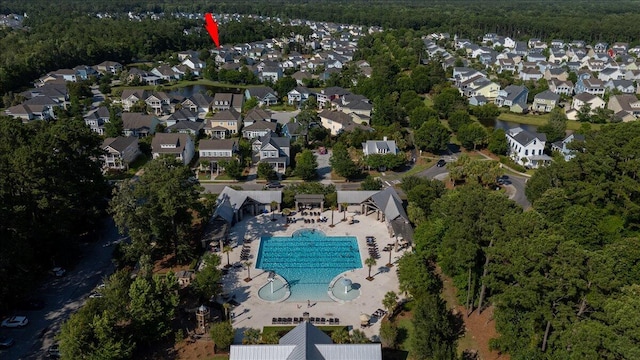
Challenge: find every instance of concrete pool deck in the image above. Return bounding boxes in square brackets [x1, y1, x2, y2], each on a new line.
[217, 207, 409, 343]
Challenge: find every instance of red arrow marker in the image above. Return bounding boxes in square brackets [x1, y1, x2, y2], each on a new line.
[204, 13, 220, 48]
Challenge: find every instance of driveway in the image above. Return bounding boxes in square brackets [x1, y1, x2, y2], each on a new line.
[271, 110, 300, 125]
[1, 218, 119, 359]
[315, 149, 331, 180]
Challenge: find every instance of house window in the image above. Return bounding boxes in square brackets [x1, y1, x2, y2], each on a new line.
[533, 140, 536, 145]
[525, 149, 528, 156]
[539, 149, 543, 155]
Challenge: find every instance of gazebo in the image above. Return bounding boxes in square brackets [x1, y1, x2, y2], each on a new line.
[294, 194, 325, 212]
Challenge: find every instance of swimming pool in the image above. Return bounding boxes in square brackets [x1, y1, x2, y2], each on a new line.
[256, 229, 362, 302]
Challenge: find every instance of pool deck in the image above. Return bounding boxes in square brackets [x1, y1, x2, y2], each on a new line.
[217, 208, 409, 343]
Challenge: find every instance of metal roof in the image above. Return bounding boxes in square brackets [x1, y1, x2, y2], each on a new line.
[316, 344, 382, 360]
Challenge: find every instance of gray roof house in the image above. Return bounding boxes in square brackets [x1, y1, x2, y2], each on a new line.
[551, 133, 585, 161]
[362, 137, 398, 156]
[495, 85, 529, 113]
[84, 106, 111, 135]
[245, 87, 278, 106]
[101, 136, 141, 170]
[242, 120, 278, 139]
[151, 133, 195, 165]
[229, 320, 381, 360]
[122, 113, 159, 138]
[532, 90, 561, 113]
[252, 132, 290, 173]
[244, 108, 273, 126]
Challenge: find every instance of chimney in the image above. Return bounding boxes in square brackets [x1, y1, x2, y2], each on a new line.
[383, 136, 387, 141]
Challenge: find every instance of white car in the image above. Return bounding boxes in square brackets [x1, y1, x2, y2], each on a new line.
[1, 316, 29, 328]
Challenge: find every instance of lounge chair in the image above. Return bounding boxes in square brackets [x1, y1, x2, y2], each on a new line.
[287, 317, 292, 323]
[320, 317, 326, 324]
[272, 317, 277, 324]
[334, 318, 340, 325]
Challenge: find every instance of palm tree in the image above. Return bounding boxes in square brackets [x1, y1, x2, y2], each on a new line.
[270, 201, 278, 221]
[223, 245, 232, 268]
[331, 328, 350, 344]
[222, 302, 231, 321]
[382, 291, 398, 319]
[244, 261, 253, 281]
[386, 246, 394, 268]
[341, 202, 349, 221]
[330, 205, 337, 227]
[365, 257, 377, 281]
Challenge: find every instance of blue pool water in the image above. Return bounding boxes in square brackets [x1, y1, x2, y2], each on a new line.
[256, 229, 362, 302]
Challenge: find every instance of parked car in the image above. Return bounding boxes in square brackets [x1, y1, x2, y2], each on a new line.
[50, 267, 66, 277]
[0, 336, 15, 349]
[436, 159, 446, 167]
[88, 291, 103, 299]
[47, 343, 61, 358]
[264, 182, 283, 189]
[1, 316, 29, 328]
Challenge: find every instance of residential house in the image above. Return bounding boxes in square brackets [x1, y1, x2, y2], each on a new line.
[495, 85, 529, 113]
[121, 113, 158, 138]
[121, 89, 149, 112]
[519, 67, 544, 81]
[260, 66, 283, 82]
[211, 93, 244, 113]
[605, 79, 636, 94]
[166, 108, 198, 126]
[95, 61, 123, 74]
[506, 127, 551, 168]
[205, 108, 242, 138]
[244, 108, 273, 126]
[151, 64, 180, 81]
[316, 86, 351, 108]
[181, 58, 206, 76]
[287, 86, 314, 105]
[469, 95, 489, 106]
[594, 42, 608, 53]
[292, 71, 313, 86]
[608, 94, 640, 120]
[144, 92, 172, 116]
[282, 121, 308, 143]
[532, 90, 561, 112]
[245, 87, 278, 106]
[338, 94, 374, 120]
[73, 65, 99, 80]
[362, 137, 398, 156]
[177, 50, 199, 61]
[199, 139, 238, 175]
[151, 133, 195, 165]
[54, 69, 78, 82]
[544, 68, 569, 81]
[551, 133, 585, 161]
[182, 93, 213, 115]
[598, 68, 624, 82]
[4, 96, 61, 121]
[496, 58, 516, 74]
[575, 75, 605, 96]
[567, 93, 605, 120]
[84, 106, 111, 135]
[242, 120, 278, 139]
[166, 119, 204, 136]
[318, 110, 372, 135]
[252, 132, 290, 173]
[101, 136, 141, 170]
[549, 79, 574, 95]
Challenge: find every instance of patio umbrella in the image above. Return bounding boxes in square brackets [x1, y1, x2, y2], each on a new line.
[341, 278, 353, 294]
[360, 313, 371, 324]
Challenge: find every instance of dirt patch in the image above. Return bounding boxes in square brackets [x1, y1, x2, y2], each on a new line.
[439, 268, 509, 360]
[174, 338, 220, 360]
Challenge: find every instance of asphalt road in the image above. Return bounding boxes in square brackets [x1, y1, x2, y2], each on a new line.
[1, 218, 120, 360]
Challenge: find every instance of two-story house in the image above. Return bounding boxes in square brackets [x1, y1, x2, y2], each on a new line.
[101, 136, 141, 170]
[252, 132, 290, 173]
[84, 106, 111, 135]
[243, 108, 273, 126]
[608, 94, 640, 120]
[245, 87, 278, 106]
[205, 108, 242, 138]
[151, 133, 195, 165]
[551, 133, 585, 161]
[242, 120, 278, 139]
[211, 93, 244, 113]
[319, 110, 370, 136]
[182, 93, 213, 115]
[95, 61, 123, 75]
[198, 138, 239, 176]
[532, 90, 561, 113]
[506, 127, 551, 168]
[548, 79, 575, 95]
[362, 137, 398, 156]
[287, 86, 314, 106]
[495, 85, 529, 113]
[121, 89, 149, 112]
[121, 113, 159, 138]
[575, 75, 606, 96]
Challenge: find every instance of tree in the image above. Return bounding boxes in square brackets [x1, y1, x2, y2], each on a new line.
[360, 175, 383, 190]
[294, 149, 318, 180]
[382, 291, 398, 318]
[210, 321, 235, 351]
[410, 294, 458, 360]
[331, 328, 350, 344]
[242, 97, 259, 113]
[128, 272, 179, 344]
[330, 142, 360, 179]
[270, 200, 278, 221]
[364, 153, 406, 171]
[223, 245, 233, 268]
[380, 322, 399, 349]
[365, 257, 377, 280]
[109, 156, 203, 263]
[414, 118, 450, 153]
[257, 162, 278, 180]
[432, 86, 468, 118]
[457, 122, 488, 150]
[447, 110, 472, 133]
[409, 106, 438, 129]
[243, 328, 262, 345]
[244, 261, 253, 281]
[350, 329, 370, 344]
[472, 103, 501, 123]
[488, 128, 508, 155]
[273, 76, 297, 100]
[537, 108, 567, 143]
[220, 158, 242, 180]
[192, 253, 222, 301]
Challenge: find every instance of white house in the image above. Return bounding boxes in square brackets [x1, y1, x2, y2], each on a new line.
[506, 127, 551, 169]
[362, 137, 398, 156]
[551, 133, 585, 161]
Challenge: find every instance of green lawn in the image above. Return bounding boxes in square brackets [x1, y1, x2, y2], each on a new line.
[497, 112, 601, 131]
[268, 104, 297, 111]
[262, 325, 347, 338]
